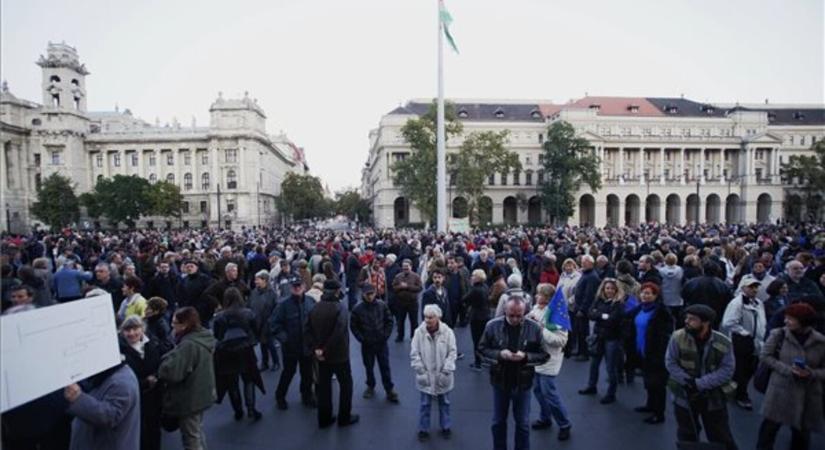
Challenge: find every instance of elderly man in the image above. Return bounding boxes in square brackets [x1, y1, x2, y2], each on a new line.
[176, 259, 213, 326]
[782, 260, 824, 302]
[93, 263, 124, 312]
[733, 260, 774, 302]
[479, 297, 549, 450]
[203, 262, 249, 319]
[722, 275, 766, 411]
[494, 274, 533, 318]
[351, 284, 398, 402]
[392, 259, 423, 342]
[572, 255, 601, 361]
[271, 279, 316, 410]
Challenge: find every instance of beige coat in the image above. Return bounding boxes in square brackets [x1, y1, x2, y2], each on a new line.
[527, 304, 568, 376]
[410, 321, 457, 396]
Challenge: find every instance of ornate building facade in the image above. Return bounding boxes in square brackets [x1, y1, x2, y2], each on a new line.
[363, 97, 824, 229]
[1, 42, 308, 232]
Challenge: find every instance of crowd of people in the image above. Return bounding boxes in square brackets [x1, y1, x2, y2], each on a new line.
[1, 220, 825, 450]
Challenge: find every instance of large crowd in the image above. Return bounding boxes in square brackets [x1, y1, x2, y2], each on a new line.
[2, 221, 825, 450]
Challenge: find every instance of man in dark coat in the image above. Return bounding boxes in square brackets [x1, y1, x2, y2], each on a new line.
[145, 261, 179, 311]
[637, 255, 663, 286]
[270, 279, 316, 410]
[92, 263, 124, 313]
[345, 248, 364, 310]
[350, 284, 398, 402]
[392, 259, 423, 342]
[203, 263, 250, 313]
[573, 255, 601, 361]
[305, 280, 359, 428]
[176, 259, 213, 326]
[782, 260, 824, 303]
[681, 260, 732, 328]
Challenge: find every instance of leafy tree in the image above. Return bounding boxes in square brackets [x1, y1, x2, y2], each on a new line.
[453, 130, 521, 223]
[538, 121, 602, 224]
[335, 188, 372, 223]
[392, 101, 463, 224]
[276, 172, 329, 221]
[81, 175, 153, 228]
[782, 140, 825, 220]
[147, 181, 184, 219]
[30, 174, 80, 230]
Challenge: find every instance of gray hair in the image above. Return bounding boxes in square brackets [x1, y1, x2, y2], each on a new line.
[505, 295, 526, 310]
[581, 255, 595, 265]
[471, 269, 487, 282]
[422, 304, 443, 319]
[385, 254, 397, 263]
[225, 262, 238, 273]
[255, 270, 270, 280]
[119, 314, 145, 332]
[95, 262, 110, 272]
[506, 273, 523, 289]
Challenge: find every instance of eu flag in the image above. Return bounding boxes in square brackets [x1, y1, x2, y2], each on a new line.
[545, 287, 572, 332]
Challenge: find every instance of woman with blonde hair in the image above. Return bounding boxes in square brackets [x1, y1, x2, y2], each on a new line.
[556, 258, 581, 357]
[578, 278, 626, 404]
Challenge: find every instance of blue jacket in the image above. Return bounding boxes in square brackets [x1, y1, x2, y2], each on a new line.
[574, 268, 601, 314]
[68, 364, 140, 450]
[270, 294, 315, 357]
[53, 267, 92, 299]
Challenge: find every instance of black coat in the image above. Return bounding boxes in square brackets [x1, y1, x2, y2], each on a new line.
[213, 306, 264, 401]
[146, 273, 179, 309]
[305, 294, 350, 364]
[120, 336, 163, 449]
[176, 271, 213, 320]
[478, 317, 549, 391]
[638, 269, 663, 286]
[681, 275, 731, 326]
[270, 294, 315, 358]
[628, 304, 674, 387]
[145, 314, 174, 355]
[350, 299, 394, 345]
[421, 286, 453, 326]
[463, 282, 491, 322]
[588, 298, 625, 341]
[574, 269, 601, 314]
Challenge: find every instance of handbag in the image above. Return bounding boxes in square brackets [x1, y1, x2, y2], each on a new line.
[753, 329, 785, 394]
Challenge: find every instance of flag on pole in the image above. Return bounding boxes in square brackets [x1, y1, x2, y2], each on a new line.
[544, 287, 572, 332]
[439, 0, 459, 53]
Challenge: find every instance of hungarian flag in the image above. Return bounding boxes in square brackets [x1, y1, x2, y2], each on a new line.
[439, 0, 459, 53]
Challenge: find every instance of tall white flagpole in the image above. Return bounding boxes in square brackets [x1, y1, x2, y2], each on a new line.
[436, 0, 447, 233]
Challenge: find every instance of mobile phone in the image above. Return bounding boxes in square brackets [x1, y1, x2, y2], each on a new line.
[793, 357, 807, 369]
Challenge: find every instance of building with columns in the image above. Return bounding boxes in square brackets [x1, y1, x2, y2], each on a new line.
[363, 97, 824, 229]
[1, 42, 308, 232]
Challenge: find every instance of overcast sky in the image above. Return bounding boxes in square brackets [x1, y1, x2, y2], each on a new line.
[3, 0, 823, 191]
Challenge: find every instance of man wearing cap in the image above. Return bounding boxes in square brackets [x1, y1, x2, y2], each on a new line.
[350, 284, 399, 403]
[665, 304, 738, 450]
[722, 274, 767, 410]
[176, 259, 213, 326]
[270, 278, 316, 410]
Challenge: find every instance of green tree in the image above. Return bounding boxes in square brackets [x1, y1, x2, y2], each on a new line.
[147, 181, 184, 220]
[335, 188, 372, 223]
[81, 175, 153, 228]
[276, 172, 328, 221]
[30, 174, 80, 230]
[392, 101, 463, 224]
[782, 140, 825, 220]
[538, 121, 602, 224]
[454, 130, 521, 224]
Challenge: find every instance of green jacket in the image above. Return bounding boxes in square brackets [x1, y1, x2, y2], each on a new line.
[158, 329, 217, 417]
[665, 328, 736, 410]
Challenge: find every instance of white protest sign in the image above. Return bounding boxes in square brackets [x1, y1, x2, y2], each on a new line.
[448, 217, 470, 233]
[1, 294, 121, 412]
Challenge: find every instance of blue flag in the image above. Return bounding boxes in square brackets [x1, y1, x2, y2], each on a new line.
[545, 287, 572, 332]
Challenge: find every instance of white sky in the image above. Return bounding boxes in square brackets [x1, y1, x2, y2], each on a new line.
[2, 0, 823, 192]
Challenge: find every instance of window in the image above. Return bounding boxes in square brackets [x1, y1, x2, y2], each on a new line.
[392, 152, 407, 163]
[627, 105, 640, 113]
[227, 200, 236, 212]
[723, 169, 729, 178]
[513, 170, 520, 186]
[800, 136, 806, 146]
[226, 170, 237, 189]
[201, 172, 210, 190]
[525, 156, 531, 165]
[225, 149, 237, 163]
[130, 152, 138, 167]
[201, 152, 209, 165]
[494, 107, 504, 119]
[200, 201, 208, 213]
[34, 153, 41, 166]
[449, 171, 456, 186]
[664, 169, 670, 179]
[149, 173, 157, 183]
[646, 151, 651, 161]
[756, 168, 763, 180]
[166, 152, 174, 166]
[51, 150, 62, 165]
[95, 153, 103, 167]
[537, 170, 544, 184]
[724, 152, 730, 161]
[488, 173, 495, 185]
[184, 173, 193, 190]
[538, 134, 544, 144]
[182, 202, 189, 213]
[500, 172, 508, 186]
[703, 169, 709, 179]
[525, 171, 533, 185]
[149, 153, 156, 166]
[113, 153, 121, 167]
[166, 173, 175, 184]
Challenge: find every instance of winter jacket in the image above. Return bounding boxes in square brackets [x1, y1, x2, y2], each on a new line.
[176, 271, 213, 322]
[67, 364, 140, 450]
[410, 321, 457, 396]
[527, 304, 568, 376]
[305, 293, 350, 364]
[145, 314, 173, 355]
[628, 303, 674, 383]
[145, 273, 179, 309]
[760, 327, 825, 432]
[478, 316, 549, 391]
[657, 265, 684, 307]
[573, 268, 601, 314]
[681, 275, 732, 326]
[665, 329, 735, 410]
[781, 274, 824, 303]
[269, 294, 315, 358]
[588, 297, 626, 341]
[392, 270, 423, 307]
[721, 293, 767, 355]
[556, 271, 581, 312]
[617, 273, 640, 298]
[734, 272, 774, 302]
[157, 329, 216, 417]
[463, 282, 491, 322]
[203, 277, 250, 312]
[421, 285, 453, 325]
[248, 286, 278, 340]
[350, 299, 394, 345]
[639, 268, 663, 286]
[494, 288, 534, 318]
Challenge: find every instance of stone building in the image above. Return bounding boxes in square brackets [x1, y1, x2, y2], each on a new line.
[1, 42, 308, 232]
[363, 97, 824, 228]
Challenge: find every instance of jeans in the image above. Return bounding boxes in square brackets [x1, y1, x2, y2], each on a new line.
[674, 401, 738, 450]
[532, 374, 571, 428]
[395, 302, 418, 340]
[492, 385, 531, 450]
[275, 355, 314, 402]
[361, 342, 394, 391]
[756, 418, 811, 450]
[316, 361, 354, 426]
[470, 319, 487, 366]
[419, 392, 451, 432]
[179, 412, 207, 450]
[587, 339, 622, 397]
[346, 284, 360, 310]
[259, 335, 280, 369]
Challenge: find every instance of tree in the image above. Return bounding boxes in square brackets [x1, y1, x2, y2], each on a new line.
[30, 174, 80, 230]
[538, 121, 602, 224]
[453, 130, 521, 224]
[147, 181, 184, 220]
[782, 140, 825, 220]
[81, 175, 153, 228]
[392, 101, 463, 224]
[276, 172, 328, 221]
[335, 188, 372, 223]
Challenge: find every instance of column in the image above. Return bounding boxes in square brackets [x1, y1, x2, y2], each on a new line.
[659, 148, 665, 184]
[720, 150, 726, 183]
[492, 201, 504, 224]
[772, 147, 780, 184]
[617, 147, 624, 184]
[594, 200, 607, 228]
[680, 148, 686, 185]
[638, 148, 644, 185]
[699, 148, 705, 184]
[617, 200, 626, 227]
[598, 146, 604, 179]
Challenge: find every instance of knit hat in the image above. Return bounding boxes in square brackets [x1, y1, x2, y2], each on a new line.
[784, 303, 817, 326]
[684, 304, 716, 323]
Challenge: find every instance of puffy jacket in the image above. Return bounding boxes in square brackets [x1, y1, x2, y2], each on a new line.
[410, 321, 457, 395]
[158, 329, 217, 417]
[658, 265, 684, 307]
[248, 286, 278, 339]
[478, 316, 549, 390]
[350, 299, 394, 345]
[526, 304, 568, 376]
[269, 294, 315, 358]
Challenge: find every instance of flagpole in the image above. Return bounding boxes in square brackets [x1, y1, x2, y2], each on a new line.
[436, 0, 447, 233]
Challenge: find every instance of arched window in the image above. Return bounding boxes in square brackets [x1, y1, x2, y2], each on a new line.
[184, 173, 193, 191]
[201, 172, 210, 190]
[149, 173, 157, 184]
[166, 173, 175, 184]
[227, 170, 237, 189]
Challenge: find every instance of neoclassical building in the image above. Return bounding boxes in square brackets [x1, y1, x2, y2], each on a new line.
[1, 42, 308, 232]
[362, 97, 825, 229]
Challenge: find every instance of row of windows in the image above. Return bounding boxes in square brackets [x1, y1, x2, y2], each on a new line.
[788, 135, 820, 146]
[96, 171, 238, 190]
[92, 148, 239, 168]
[180, 200, 235, 214]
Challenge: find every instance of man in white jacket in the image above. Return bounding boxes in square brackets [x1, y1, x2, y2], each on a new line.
[526, 284, 572, 441]
[722, 274, 767, 410]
